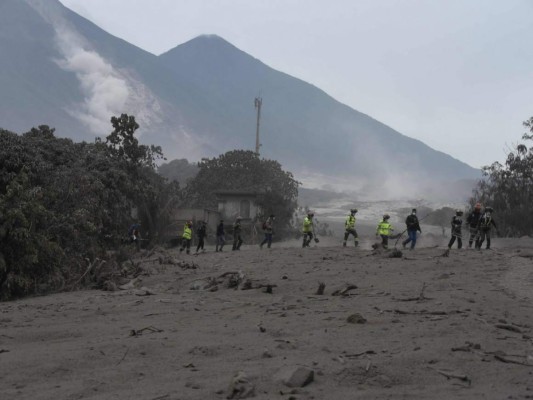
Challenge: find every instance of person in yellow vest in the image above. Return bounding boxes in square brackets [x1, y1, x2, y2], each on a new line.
[343, 208, 359, 247]
[376, 214, 393, 249]
[302, 211, 315, 248]
[179, 221, 193, 254]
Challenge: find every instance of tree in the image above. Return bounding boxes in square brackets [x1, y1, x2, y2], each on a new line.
[470, 117, 533, 236]
[104, 114, 164, 168]
[0, 116, 183, 300]
[184, 150, 300, 236]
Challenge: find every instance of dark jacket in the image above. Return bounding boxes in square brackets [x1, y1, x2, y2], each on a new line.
[478, 213, 497, 231]
[450, 216, 463, 235]
[466, 210, 482, 228]
[197, 224, 207, 239]
[233, 221, 242, 235]
[216, 222, 225, 236]
[405, 214, 421, 232]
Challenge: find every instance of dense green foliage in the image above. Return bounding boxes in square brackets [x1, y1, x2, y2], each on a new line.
[0, 115, 180, 300]
[470, 117, 533, 237]
[184, 150, 300, 236]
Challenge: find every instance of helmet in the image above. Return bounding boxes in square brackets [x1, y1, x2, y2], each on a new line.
[307, 211, 314, 217]
[350, 208, 358, 214]
[474, 202, 482, 210]
[383, 214, 390, 220]
[187, 220, 193, 226]
[455, 209, 463, 216]
[411, 208, 417, 214]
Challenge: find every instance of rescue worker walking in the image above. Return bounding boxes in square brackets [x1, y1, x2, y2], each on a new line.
[343, 209, 359, 247]
[302, 211, 314, 248]
[467, 203, 483, 248]
[215, 219, 225, 252]
[232, 217, 243, 251]
[448, 210, 463, 249]
[260, 215, 275, 249]
[179, 221, 193, 254]
[402, 208, 422, 250]
[476, 207, 498, 249]
[376, 214, 393, 249]
[195, 220, 207, 254]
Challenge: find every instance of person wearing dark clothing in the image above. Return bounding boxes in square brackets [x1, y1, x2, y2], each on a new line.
[260, 215, 275, 249]
[128, 223, 141, 250]
[215, 220, 225, 252]
[466, 203, 482, 248]
[195, 221, 207, 254]
[232, 217, 243, 251]
[448, 210, 463, 249]
[475, 207, 498, 249]
[402, 209, 421, 250]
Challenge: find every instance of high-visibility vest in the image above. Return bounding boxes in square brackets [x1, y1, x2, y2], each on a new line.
[376, 220, 392, 236]
[345, 215, 356, 229]
[303, 216, 313, 233]
[183, 225, 192, 240]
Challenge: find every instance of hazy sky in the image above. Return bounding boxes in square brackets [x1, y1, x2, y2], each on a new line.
[60, 0, 533, 168]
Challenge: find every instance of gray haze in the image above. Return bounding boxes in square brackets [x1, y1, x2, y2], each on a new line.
[60, 0, 533, 169]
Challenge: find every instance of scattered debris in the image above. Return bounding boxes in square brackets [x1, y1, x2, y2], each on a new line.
[346, 313, 367, 324]
[495, 324, 522, 333]
[389, 249, 402, 258]
[262, 349, 273, 358]
[0, 349, 9, 354]
[176, 260, 198, 270]
[241, 279, 253, 290]
[343, 350, 376, 358]
[316, 282, 326, 295]
[102, 280, 117, 291]
[434, 368, 471, 385]
[451, 342, 481, 352]
[492, 351, 533, 367]
[129, 326, 163, 337]
[396, 282, 430, 302]
[277, 366, 315, 388]
[332, 284, 358, 297]
[119, 278, 142, 290]
[134, 287, 156, 296]
[116, 346, 130, 366]
[226, 371, 255, 399]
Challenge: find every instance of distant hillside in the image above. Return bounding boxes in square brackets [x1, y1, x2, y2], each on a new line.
[0, 0, 480, 196]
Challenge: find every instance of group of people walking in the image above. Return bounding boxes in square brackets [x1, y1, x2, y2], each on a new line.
[447, 203, 498, 250]
[177, 215, 270, 254]
[131, 203, 498, 254]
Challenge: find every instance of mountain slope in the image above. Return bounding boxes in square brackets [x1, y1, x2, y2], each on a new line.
[0, 0, 479, 196]
[159, 35, 479, 187]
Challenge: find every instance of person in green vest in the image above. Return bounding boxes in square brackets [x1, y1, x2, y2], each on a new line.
[302, 211, 315, 248]
[179, 221, 193, 254]
[343, 208, 359, 247]
[376, 214, 393, 249]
